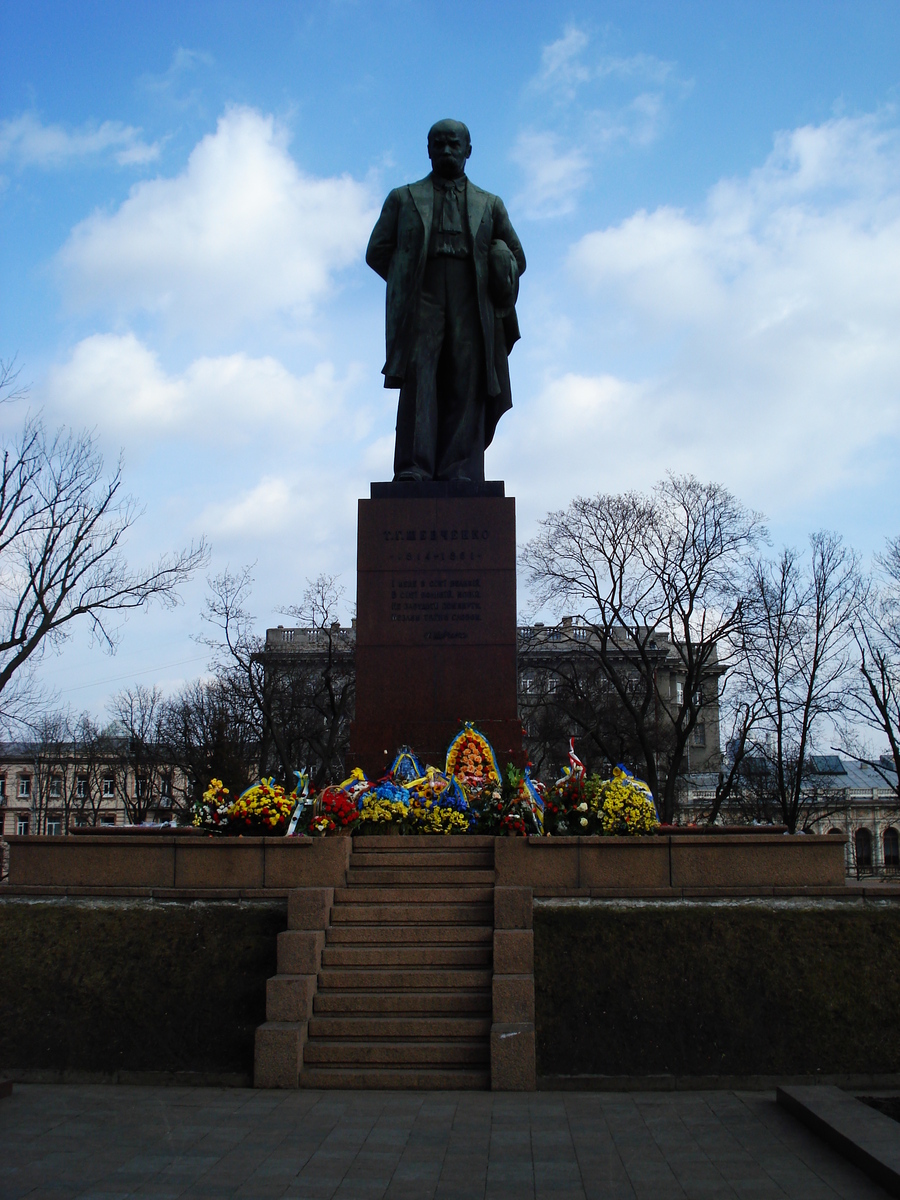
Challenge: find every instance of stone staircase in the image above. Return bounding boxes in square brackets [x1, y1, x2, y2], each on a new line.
[300, 835, 495, 1089]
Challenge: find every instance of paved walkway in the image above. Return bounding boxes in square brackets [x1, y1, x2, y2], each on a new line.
[0, 1085, 891, 1199]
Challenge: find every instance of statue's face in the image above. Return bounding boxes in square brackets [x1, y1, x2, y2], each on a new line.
[428, 123, 471, 179]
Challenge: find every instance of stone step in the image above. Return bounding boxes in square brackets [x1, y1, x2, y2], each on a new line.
[330, 903, 493, 925]
[309, 1014, 491, 1040]
[334, 885, 494, 904]
[352, 835, 496, 849]
[350, 851, 493, 868]
[313, 990, 491, 1015]
[345, 868, 495, 886]
[318, 967, 492, 991]
[326, 924, 492, 945]
[304, 1039, 489, 1066]
[320, 944, 491, 968]
[300, 1065, 489, 1090]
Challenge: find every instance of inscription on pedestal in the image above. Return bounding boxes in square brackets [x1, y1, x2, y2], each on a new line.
[350, 489, 523, 775]
[391, 572, 482, 638]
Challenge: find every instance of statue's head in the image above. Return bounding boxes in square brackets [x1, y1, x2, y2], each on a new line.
[427, 119, 471, 180]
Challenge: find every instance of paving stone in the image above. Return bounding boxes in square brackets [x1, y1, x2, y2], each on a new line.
[1, 1085, 895, 1199]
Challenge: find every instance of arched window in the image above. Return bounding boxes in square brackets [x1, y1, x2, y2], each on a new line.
[827, 828, 842, 836]
[855, 828, 873, 871]
[884, 827, 900, 869]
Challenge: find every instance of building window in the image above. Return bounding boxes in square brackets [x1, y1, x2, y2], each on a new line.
[135, 777, 146, 798]
[520, 676, 534, 695]
[17, 815, 29, 835]
[161, 776, 172, 798]
[855, 828, 873, 871]
[547, 677, 558, 694]
[18, 776, 31, 798]
[0, 777, 6, 801]
[46, 818, 62, 836]
[674, 680, 684, 705]
[76, 776, 88, 799]
[884, 827, 900, 868]
[100, 815, 116, 826]
[102, 776, 114, 797]
[49, 776, 62, 798]
[691, 723, 707, 748]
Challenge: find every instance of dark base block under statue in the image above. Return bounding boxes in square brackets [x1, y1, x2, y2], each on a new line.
[349, 481, 523, 779]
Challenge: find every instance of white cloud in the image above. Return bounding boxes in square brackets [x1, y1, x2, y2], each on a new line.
[533, 111, 900, 509]
[57, 106, 377, 331]
[511, 132, 591, 217]
[45, 332, 356, 445]
[0, 113, 161, 167]
[531, 26, 592, 102]
[516, 27, 687, 217]
[532, 27, 676, 104]
[199, 477, 294, 538]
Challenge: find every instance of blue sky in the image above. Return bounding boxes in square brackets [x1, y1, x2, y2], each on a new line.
[3, 0, 900, 717]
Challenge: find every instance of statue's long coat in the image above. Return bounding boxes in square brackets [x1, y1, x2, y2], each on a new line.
[366, 174, 526, 448]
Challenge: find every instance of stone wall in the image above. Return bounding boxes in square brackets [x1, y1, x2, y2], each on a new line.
[535, 899, 900, 1084]
[0, 897, 284, 1083]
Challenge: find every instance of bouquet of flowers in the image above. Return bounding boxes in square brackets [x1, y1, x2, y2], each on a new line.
[544, 771, 603, 835]
[594, 766, 659, 835]
[389, 747, 425, 786]
[445, 723, 501, 794]
[191, 778, 231, 830]
[315, 786, 360, 832]
[494, 764, 544, 835]
[408, 773, 474, 833]
[358, 779, 411, 832]
[193, 777, 294, 835]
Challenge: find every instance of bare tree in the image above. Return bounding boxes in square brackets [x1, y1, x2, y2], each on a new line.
[521, 476, 765, 822]
[738, 532, 862, 831]
[200, 569, 354, 787]
[702, 693, 761, 825]
[0, 422, 207, 701]
[26, 710, 75, 834]
[69, 714, 116, 827]
[162, 677, 258, 815]
[0, 357, 29, 406]
[0, 356, 207, 720]
[109, 685, 171, 824]
[841, 535, 900, 803]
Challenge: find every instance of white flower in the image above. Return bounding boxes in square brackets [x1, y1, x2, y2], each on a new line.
[576, 802, 588, 812]
[580, 817, 588, 826]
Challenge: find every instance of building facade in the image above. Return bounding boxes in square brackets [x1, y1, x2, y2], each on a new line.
[0, 740, 180, 839]
[681, 756, 900, 879]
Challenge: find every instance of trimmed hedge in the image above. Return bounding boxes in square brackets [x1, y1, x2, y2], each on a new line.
[0, 898, 284, 1078]
[535, 902, 900, 1078]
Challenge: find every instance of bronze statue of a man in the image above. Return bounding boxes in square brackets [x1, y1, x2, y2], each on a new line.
[366, 119, 526, 483]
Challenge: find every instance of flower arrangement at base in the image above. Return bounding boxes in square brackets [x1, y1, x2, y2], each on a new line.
[544, 772, 603, 835]
[311, 785, 359, 834]
[390, 747, 424, 786]
[498, 764, 544, 835]
[469, 763, 542, 836]
[193, 777, 294, 835]
[446, 723, 501, 793]
[594, 766, 659, 836]
[357, 780, 410, 833]
[191, 778, 230, 830]
[409, 775, 474, 834]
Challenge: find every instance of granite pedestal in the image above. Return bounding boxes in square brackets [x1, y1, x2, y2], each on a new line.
[349, 481, 522, 778]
